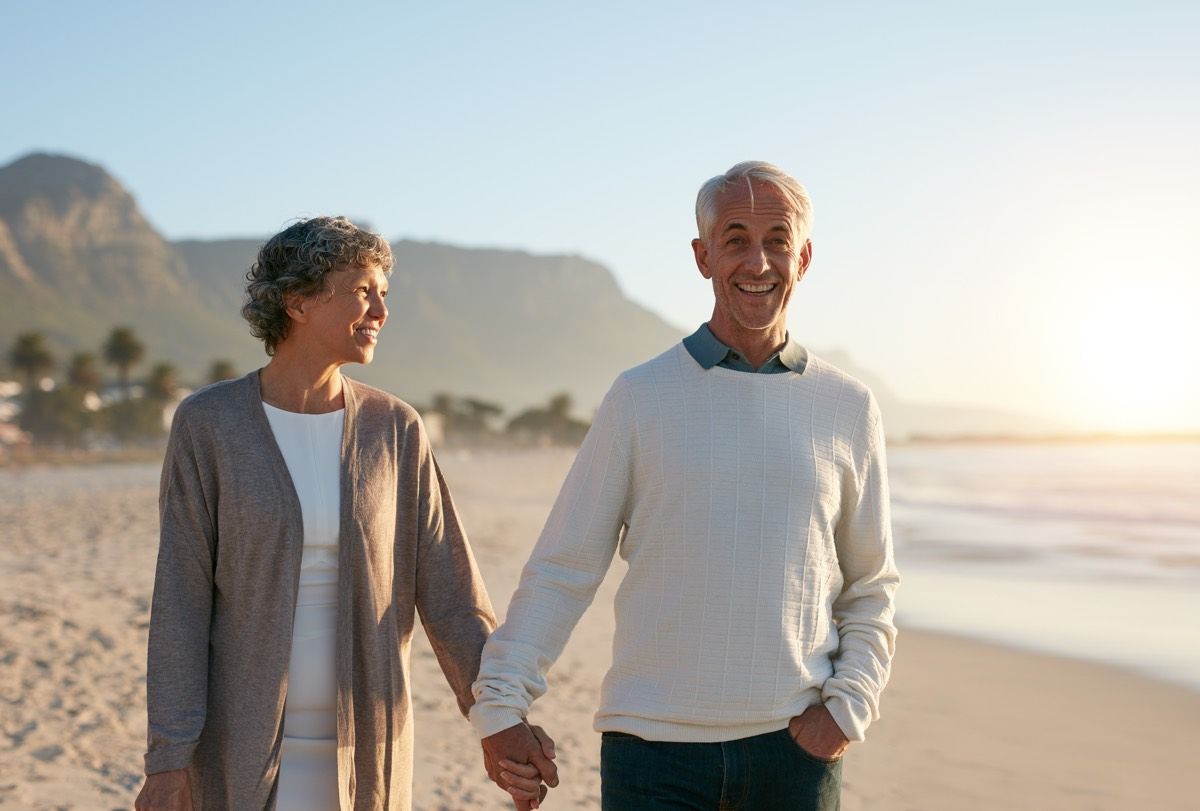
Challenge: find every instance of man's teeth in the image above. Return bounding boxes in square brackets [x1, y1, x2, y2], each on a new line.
[737, 283, 775, 293]
[357, 327, 378, 336]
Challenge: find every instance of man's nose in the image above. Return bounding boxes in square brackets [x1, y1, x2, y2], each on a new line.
[742, 246, 770, 275]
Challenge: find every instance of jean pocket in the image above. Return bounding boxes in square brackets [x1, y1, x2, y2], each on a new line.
[781, 730, 843, 766]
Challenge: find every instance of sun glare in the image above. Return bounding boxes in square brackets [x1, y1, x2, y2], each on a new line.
[1067, 281, 1197, 432]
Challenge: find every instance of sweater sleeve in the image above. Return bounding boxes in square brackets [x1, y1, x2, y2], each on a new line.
[144, 407, 216, 774]
[822, 394, 900, 742]
[412, 416, 498, 718]
[469, 380, 633, 737]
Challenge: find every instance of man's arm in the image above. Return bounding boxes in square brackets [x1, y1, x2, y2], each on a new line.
[470, 380, 634, 783]
[821, 394, 900, 743]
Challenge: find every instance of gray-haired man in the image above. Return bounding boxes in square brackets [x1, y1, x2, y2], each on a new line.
[475, 161, 898, 810]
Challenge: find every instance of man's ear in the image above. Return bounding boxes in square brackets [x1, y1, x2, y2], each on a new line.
[797, 239, 813, 281]
[692, 238, 712, 280]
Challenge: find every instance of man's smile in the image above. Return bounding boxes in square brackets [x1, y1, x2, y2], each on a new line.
[735, 282, 778, 295]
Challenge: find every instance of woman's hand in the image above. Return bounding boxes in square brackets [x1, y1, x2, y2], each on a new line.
[134, 768, 193, 810]
[481, 721, 558, 809]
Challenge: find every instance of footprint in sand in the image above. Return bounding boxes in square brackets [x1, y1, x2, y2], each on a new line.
[30, 744, 63, 763]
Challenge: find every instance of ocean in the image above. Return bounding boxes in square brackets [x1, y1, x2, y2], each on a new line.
[5, 439, 1196, 691]
[888, 440, 1200, 689]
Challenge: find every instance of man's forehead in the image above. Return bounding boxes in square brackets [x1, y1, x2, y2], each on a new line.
[713, 180, 800, 225]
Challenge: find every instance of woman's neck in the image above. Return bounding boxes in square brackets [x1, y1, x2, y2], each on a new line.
[259, 353, 345, 414]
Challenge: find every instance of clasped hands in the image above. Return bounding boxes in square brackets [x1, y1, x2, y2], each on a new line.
[480, 720, 559, 810]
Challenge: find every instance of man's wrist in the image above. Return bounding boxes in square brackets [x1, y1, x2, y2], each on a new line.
[821, 695, 862, 743]
[469, 702, 526, 739]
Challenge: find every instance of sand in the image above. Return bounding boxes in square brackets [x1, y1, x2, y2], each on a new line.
[1, 449, 1196, 810]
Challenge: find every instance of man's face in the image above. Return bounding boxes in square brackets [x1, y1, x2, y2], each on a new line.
[691, 179, 812, 345]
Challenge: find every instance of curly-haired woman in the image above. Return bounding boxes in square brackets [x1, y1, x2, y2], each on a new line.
[134, 217, 554, 810]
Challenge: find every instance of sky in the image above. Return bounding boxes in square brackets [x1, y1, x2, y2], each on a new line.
[3, 0, 1198, 433]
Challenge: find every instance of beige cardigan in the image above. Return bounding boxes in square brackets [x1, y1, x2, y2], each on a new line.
[145, 372, 495, 809]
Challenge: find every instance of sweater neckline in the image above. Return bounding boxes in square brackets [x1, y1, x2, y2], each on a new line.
[676, 343, 813, 382]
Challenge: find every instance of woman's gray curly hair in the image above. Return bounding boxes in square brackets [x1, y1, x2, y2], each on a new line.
[242, 216, 394, 356]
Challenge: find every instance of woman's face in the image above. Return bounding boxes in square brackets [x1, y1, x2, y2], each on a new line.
[290, 263, 389, 367]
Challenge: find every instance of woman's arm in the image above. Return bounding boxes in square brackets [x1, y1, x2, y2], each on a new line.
[411, 417, 497, 715]
[144, 409, 217, 776]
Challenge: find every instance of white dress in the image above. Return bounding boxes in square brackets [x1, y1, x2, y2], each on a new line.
[263, 403, 344, 811]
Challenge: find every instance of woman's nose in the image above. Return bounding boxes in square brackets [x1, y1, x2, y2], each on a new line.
[370, 293, 388, 321]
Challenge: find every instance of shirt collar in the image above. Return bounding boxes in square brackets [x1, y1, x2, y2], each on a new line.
[682, 323, 808, 374]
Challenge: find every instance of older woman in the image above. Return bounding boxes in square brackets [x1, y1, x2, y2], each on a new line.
[135, 217, 554, 810]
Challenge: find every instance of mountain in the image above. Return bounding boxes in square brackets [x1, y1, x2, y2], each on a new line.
[0, 153, 242, 374]
[173, 237, 687, 410]
[0, 151, 1059, 436]
[0, 152, 684, 413]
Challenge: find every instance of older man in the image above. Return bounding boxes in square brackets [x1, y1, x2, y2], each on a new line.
[473, 162, 899, 810]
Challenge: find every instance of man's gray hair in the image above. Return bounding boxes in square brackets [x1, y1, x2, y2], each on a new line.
[695, 161, 813, 242]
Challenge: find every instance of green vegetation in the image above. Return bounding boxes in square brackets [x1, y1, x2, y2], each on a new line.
[420, 391, 590, 447]
[4, 330, 593, 456]
[9, 332, 55, 391]
[207, 359, 238, 384]
[103, 326, 145, 399]
[2, 327, 227, 450]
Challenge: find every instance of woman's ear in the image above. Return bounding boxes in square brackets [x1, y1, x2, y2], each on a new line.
[284, 294, 309, 324]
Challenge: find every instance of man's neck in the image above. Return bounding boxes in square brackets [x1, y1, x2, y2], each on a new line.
[706, 321, 788, 370]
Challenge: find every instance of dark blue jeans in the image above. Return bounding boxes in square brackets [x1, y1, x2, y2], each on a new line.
[600, 729, 842, 810]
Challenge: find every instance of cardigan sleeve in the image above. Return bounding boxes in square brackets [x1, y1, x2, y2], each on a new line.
[144, 406, 217, 774]
[822, 394, 900, 742]
[469, 379, 633, 738]
[412, 416, 498, 718]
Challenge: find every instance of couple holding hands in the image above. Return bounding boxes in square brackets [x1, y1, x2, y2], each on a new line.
[136, 161, 898, 811]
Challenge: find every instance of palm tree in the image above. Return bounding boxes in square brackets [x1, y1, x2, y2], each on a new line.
[547, 392, 572, 421]
[103, 326, 145, 398]
[145, 363, 179, 402]
[66, 352, 103, 391]
[9, 332, 55, 392]
[431, 392, 455, 416]
[207, 359, 238, 384]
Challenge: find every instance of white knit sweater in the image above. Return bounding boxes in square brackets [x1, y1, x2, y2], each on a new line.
[470, 343, 898, 743]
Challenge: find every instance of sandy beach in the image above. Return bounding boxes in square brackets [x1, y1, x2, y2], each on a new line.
[1, 448, 1196, 810]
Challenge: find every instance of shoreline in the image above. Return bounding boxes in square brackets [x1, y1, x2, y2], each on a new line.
[897, 622, 1200, 693]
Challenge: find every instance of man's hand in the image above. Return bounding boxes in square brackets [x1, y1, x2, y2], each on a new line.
[481, 721, 558, 809]
[134, 768, 192, 810]
[788, 704, 849, 762]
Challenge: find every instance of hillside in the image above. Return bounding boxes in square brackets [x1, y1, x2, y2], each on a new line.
[0, 151, 1060, 435]
[0, 153, 683, 412]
